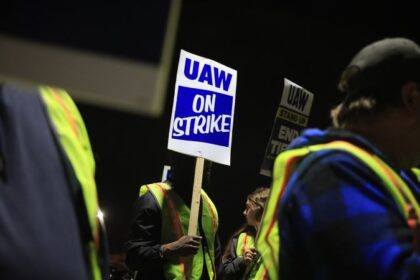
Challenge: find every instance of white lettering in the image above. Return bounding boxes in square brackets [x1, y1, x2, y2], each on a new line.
[270, 140, 288, 154]
[192, 94, 216, 113]
[278, 125, 299, 142]
[210, 114, 222, 133]
[193, 115, 206, 134]
[173, 118, 184, 136]
[192, 95, 205, 113]
[172, 114, 231, 137]
[182, 116, 195, 136]
[221, 115, 230, 132]
[205, 94, 216, 112]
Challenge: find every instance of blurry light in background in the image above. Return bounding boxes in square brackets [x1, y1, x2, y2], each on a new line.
[97, 209, 105, 222]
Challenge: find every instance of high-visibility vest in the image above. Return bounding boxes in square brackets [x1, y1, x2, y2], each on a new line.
[412, 168, 420, 183]
[140, 183, 219, 280]
[40, 86, 103, 280]
[236, 232, 268, 280]
[236, 232, 255, 257]
[256, 140, 420, 280]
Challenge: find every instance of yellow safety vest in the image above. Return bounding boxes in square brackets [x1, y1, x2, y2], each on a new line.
[140, 183, 219, 280]
[40, 86, 102, 280]
[412, 168, 420, 183]
[236, 232, 268, 280]
[236, 232, 255, 257]
[257, 140, 420, 280]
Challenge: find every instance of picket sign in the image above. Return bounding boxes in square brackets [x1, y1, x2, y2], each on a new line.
[260, 78, 314, 177]
[168, 50, 237, 279]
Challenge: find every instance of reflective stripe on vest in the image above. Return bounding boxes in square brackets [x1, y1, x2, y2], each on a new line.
[412, 168, 420, 183]
[140, 183, 219, 280]
[236, 232, 268, 279]
[40, 86, 101, 280]
[256, 140, 420, 280]
[236, 232, 255, 257]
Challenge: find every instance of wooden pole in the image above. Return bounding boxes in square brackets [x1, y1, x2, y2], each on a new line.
[188, 157, 204, 235]
[185, 156, 204, 279]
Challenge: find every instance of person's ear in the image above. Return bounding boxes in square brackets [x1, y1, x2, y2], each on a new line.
[401, 81, 420, 115]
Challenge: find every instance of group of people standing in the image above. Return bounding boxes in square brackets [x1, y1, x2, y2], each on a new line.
[1, 28, 419, 280]
[125, 150, 271, 280]
[125, 36, 420, 280]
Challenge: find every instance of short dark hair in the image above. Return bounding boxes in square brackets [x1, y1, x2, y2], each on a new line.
[332, 38, 420, 126]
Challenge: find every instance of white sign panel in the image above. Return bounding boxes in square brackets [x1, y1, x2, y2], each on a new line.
[280, 78, 314, 116]
[168, 50, 237, 165]
[161, 165, 171, 182]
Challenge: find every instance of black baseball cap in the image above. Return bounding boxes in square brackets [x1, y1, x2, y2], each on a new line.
[338, 37, 420, 103]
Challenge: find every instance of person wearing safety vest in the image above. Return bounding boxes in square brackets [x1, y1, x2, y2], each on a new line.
[0, 83, 108, 279]
[257, 37, 420, 280]
[218, 187, 270, 280]
[125, 151, 221, 280]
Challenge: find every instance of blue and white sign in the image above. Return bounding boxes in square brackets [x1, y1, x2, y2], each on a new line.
[168, 50, 237, 165]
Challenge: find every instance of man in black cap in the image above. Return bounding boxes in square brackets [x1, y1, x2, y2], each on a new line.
[257, 38, 420, 279]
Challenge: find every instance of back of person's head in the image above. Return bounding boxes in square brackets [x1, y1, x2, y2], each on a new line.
[167, 150, 195, 184]
[166, 150, 213, 187]
[331, 37, 420, 126]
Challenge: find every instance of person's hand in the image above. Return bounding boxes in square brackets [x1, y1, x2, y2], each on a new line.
[243, 247, 258, 265]
[161, 235, 202, 260]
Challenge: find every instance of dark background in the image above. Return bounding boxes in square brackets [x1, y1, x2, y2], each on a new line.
[1, 0, 419, 254]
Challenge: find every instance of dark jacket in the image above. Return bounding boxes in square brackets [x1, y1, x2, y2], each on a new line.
[125, 188, 222, 280]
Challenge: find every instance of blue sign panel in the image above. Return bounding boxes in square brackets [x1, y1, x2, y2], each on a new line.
[172, 86, 233, 147]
